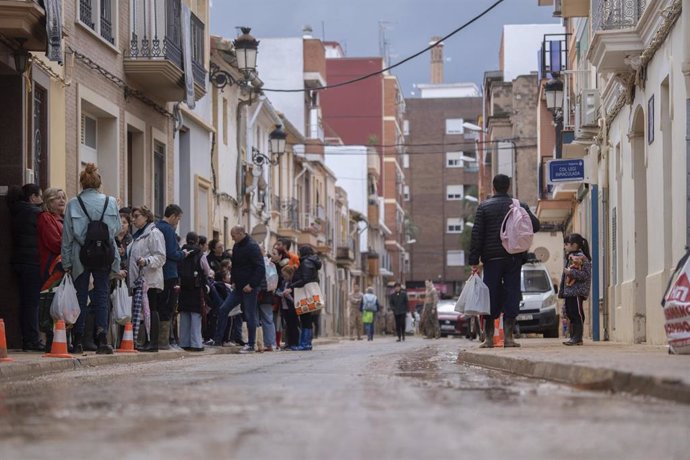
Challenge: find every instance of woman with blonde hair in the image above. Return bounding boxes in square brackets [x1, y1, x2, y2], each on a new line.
[127, 206, 166, 352]
[37, 188, 67, 351]
[62, 163, 123, 354]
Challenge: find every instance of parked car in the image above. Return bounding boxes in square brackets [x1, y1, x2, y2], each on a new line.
[438, 300, 474, 338]
[517, 258, 560, 338]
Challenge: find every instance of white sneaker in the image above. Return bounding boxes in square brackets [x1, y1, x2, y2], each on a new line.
[238, 345, 255, 354]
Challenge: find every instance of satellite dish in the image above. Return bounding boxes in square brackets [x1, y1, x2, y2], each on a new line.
[534, 247, 550, 262]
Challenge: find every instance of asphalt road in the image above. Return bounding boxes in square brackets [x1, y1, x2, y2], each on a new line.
[1, 337, 689, 460]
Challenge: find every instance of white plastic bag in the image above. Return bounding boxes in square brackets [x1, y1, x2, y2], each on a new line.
[50, 275, 81, 325]
[111, 280, 132, 326]
[455, 274, 479, 312]
[463, 276, 491, 316]
[265, 258, 279, 292]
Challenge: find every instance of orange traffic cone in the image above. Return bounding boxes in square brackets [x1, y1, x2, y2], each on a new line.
[116, 322, 138, 353]
[43, 320, 74, 359]
[493, 314, 505, 347]
[0, 319, 14, 363]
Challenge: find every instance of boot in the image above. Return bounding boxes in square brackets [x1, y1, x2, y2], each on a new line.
[72, 333, 84, 354]
[82, 312, 98, 351]
[140, 312, 160, 352]
[504, 318, 521, 348]
[565, 322, 583, 346]
[479, 318, 494, 348]
[158, 321, 171, 350]
[95, 330, 113, 355]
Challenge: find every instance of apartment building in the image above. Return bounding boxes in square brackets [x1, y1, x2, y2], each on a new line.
[537, 0, 688, 345]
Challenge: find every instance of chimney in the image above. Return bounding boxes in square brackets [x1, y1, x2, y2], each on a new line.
[302, 25, 313, 39]
[430, 36, 444, 84]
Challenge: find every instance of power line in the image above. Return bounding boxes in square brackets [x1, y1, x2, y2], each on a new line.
[261, 0, 505, 93]
[315, 145, 538, 155]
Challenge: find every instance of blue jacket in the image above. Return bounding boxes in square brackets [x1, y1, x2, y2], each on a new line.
[231, 235, 265, 289]
[156, 219, 184, 280]
[61, 189, 121, 279]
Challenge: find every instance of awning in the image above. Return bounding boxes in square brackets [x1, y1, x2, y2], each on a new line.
[536, 199, 573, 223]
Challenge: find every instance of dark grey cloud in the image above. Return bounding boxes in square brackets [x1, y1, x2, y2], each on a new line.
[210, 0, 558, 95]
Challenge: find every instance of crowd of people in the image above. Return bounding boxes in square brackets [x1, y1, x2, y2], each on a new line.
[7, 163, 328, 355]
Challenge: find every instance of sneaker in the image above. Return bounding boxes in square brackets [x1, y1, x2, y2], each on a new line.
[238, 345, 255, 354]
[203, 339, 220, 347]
[222, 340, 240, 347]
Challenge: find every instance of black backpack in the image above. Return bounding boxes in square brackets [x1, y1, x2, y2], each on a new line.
[179, 249, 204, 289]
[77, 195, 115, 271]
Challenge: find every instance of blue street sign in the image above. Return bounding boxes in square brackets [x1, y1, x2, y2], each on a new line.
[548, 159, 585, 183]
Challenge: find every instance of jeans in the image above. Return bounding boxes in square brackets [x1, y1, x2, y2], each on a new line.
[179, 312, 203, 348]
[258, 304, 276, 348]
[215, 289, 258, 347]
[482, 256, 523, 320]
[12, 264, 42, 346]
[74, 269, 110, 335]
[364, 322, 374, 340]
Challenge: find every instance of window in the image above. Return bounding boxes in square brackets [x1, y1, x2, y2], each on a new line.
[446, 151, 464, 168]
[153, 142, 166, 219]
[447, 250, 465, 267]
[403, 120, 409, 135]
[446, 185, 464, 201]
[79, 0, 116, 45]
[80, 114, 98, 167]
[403, 153, 409, 168]
[445, 118, 464, 135]
[403, 185, 410, 201]
[447, 218, 464, 233]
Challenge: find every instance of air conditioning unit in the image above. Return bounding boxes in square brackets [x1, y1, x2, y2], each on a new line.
[576, 89, 600, 129]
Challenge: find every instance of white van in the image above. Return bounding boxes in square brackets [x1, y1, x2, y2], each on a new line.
[517, 258, 560, 338]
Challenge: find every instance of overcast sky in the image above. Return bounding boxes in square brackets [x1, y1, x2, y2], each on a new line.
[210, 0, 558, 97]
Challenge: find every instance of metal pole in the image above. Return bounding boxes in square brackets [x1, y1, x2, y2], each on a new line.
[591, 185, 600, 341]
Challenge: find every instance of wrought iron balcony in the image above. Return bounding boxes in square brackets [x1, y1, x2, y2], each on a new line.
[124, 0, 206, 101]
[592, 0, 646, 31]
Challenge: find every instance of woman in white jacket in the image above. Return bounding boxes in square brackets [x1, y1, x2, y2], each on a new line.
[128, 206, 166, 352]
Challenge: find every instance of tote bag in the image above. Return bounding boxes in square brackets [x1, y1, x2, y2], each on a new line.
[293, 282, 324, 315]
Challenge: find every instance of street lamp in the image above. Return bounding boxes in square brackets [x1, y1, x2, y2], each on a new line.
[209, 27, 259, 90]
[251, 125, 287, 166]
[544, 74, 565, 159]
[13, 38, 30, 75]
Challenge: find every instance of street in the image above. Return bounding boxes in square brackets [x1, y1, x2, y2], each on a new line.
[1, 338, 689, 460]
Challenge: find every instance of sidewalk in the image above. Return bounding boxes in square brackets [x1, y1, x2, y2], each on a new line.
[458, 338, 690, 404]
[0, 337, 340, 382]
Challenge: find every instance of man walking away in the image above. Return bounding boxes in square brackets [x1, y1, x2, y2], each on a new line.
[469, 174, 540, 348]
[155, 204, 185, 350]
[389, 282, 409, 342]
[348, 283, 364, 340]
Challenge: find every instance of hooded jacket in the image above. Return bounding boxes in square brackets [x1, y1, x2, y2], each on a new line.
[127, 223, 166, 291]
[469, 192, 540, 266]
[291, 254, 321, 288]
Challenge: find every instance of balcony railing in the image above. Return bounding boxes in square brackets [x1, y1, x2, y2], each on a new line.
[126, 0, 205, 87]
[80, 0, 94, 29]
[279, 198, 300, 230]
[100, 0, 113, 44]
[592, 0, 646, 32]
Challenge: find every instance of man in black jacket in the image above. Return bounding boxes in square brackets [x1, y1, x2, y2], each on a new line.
[209, 226, 265, 353]
[389, 282, 409, 342]
[469, 174, 540, 348]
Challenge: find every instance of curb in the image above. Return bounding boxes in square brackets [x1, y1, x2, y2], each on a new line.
[0, 346, 241, 382]
[458, 350, 690, 405]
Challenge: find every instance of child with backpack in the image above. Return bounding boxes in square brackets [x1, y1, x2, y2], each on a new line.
[361, 287, 380, 341]
[559, 233, 592, 346]
[178, 232, 212, 351]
